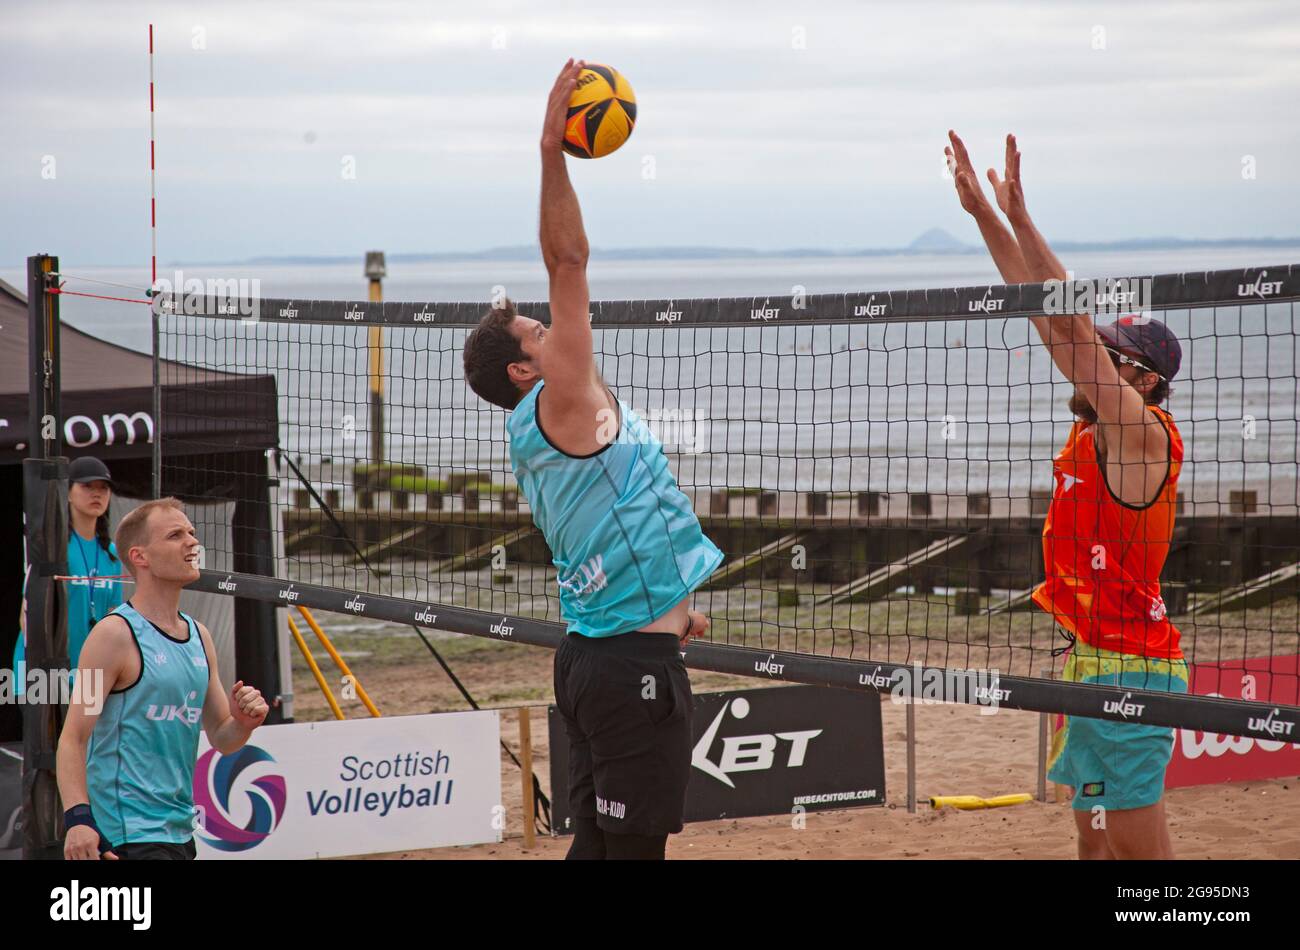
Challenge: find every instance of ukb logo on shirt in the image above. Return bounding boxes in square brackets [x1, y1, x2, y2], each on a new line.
[146, 689, 202, 724]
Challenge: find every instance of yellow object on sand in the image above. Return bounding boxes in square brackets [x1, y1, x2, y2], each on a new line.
[929, 793, 1033, 810]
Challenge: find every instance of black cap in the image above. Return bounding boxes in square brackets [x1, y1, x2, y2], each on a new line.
[68, 456, 114, 489]
[1097, 315, 1182, 380]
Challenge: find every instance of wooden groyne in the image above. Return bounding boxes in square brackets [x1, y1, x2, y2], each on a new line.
[279, 476, 1300, 607]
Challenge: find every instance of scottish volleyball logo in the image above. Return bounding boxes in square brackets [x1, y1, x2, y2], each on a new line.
[194, 745, 287, 852]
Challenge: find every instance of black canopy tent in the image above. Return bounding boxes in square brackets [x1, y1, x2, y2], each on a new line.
[0, 276, 287, 740]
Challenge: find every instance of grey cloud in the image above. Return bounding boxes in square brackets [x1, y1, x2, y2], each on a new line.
[2, 0, 1297, 264]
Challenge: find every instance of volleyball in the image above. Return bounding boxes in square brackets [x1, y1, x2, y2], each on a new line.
[563, 64, 637, 159]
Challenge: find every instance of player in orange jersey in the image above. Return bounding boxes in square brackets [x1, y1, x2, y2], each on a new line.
[946, 130, 1187, 859]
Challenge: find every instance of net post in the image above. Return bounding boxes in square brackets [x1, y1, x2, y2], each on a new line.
[28, 254, 61, 458]
[148, 22, 160, 499]
[1036, 667, 1050, 802]
[22, 253, 69, 859]
[365, 251, 386, 474]
[518, 706, 536, 850]
[151, 299, 161, 498]
[905, 696, 917, 814]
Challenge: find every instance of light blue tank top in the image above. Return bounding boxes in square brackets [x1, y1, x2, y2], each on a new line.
[86, 601, 210, 846]
[508, 381, 724, 637]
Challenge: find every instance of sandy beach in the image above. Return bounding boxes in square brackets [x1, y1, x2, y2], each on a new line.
[287, 635, 1299, 861]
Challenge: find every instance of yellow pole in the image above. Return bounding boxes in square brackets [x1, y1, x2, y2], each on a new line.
[519, 707, 535, 850]
[297, 605, 381, 717]
[287, 614, 345, 721]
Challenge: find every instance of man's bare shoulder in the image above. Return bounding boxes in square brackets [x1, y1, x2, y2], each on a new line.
[193, 619, 219, 656]
[536, 379, 616, 456]
[86, 613, 133, 647]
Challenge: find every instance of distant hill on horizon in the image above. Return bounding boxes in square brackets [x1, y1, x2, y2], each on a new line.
[169, 230, 1300, 268]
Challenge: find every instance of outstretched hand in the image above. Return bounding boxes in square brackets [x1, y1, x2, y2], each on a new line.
[986, 133, 1027, 221]
[541, 58, 586, 152]
[945, 129, 989, 215]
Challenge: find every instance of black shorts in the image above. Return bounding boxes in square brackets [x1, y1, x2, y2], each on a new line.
[112, 839, 197, 861]
[553, 631, 692, 837]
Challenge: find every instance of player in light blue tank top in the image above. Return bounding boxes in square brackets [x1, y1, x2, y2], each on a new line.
[86, 602, 210, 845]
[462, 62, 720, 859]
[509, 382, 723, 637]
[57, 498, 270, 860]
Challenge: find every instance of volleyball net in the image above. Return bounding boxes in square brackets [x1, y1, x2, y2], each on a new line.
[154, 264, 1300, 737]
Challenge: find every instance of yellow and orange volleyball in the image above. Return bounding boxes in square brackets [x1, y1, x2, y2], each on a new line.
[564, 64, 637, 159]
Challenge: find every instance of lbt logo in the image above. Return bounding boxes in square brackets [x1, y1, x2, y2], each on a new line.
[691, 697, 821, 789]
[193, 745, 286, 853]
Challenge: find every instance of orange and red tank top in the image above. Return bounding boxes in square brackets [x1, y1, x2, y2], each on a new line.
[1032, 405, 1184, 659]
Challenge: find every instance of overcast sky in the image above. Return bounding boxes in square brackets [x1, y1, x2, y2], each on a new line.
[3, 0, 1298, 266]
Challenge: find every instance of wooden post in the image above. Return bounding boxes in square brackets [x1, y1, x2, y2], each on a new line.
[519, 707, 535, 850]
[1037, 668, 1049, 802]
[1042, 666, 1070, 804]
[953, 588, 981, 615]
[905, 697, 917, 814]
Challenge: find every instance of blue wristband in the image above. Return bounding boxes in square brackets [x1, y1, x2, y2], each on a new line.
[65, 803, 113, 854]
[64, 803, 96, 829]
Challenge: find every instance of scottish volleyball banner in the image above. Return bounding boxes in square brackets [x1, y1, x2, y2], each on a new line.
[192, 711, 502, 859]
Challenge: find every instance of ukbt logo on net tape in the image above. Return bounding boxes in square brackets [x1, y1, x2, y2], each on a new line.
[150, 270, 262, 322]
[193, 745, 287, 853]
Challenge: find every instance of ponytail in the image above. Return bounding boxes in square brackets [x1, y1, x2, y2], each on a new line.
[94, 512, 117, 562]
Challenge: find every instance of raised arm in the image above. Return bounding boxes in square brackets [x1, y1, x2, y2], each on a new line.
[991, 136, 1167, 487]
[57, 616, 132, 859]
[992, 137, 1117, 388]
[990, 135, 1071, 283]
[540, 60, 590, 273]
[539, 59, 598, 394]
[946, 130, 1031, 285]
[973, 133, 1089, 376]
[534, 59, 615, 452]
[948, 131, 1081, 374]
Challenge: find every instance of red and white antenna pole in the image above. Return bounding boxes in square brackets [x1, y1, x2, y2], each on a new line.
[148, 23, 157, 288]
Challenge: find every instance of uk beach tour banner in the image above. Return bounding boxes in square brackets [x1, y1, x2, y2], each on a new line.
[193, 711, 502, 859]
